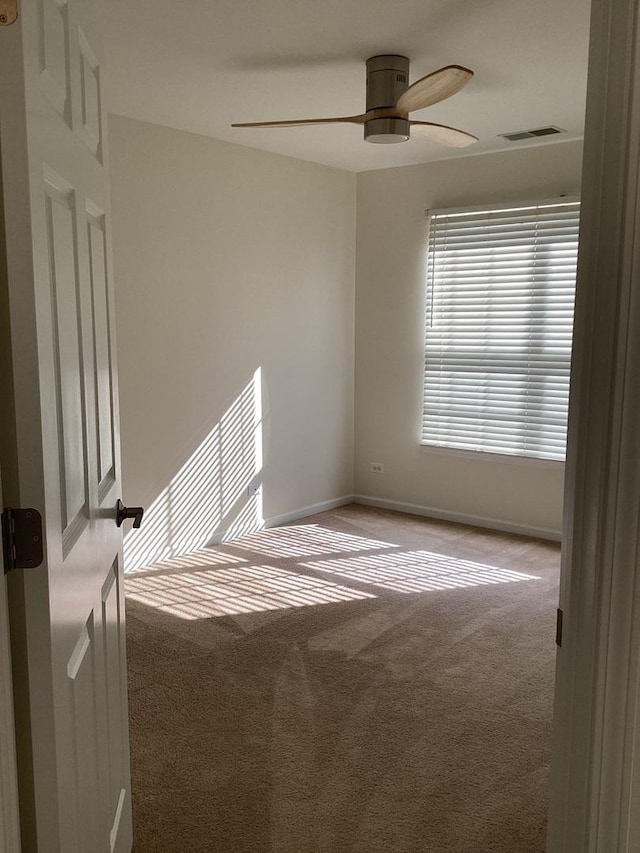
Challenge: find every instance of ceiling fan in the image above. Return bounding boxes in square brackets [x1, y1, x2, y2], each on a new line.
[232, 55, 478, 147]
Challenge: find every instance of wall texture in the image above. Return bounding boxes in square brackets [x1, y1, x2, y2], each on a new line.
[109, 116, 356, 569]
[354, 140, 583, 538]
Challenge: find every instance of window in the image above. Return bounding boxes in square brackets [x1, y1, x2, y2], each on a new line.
[422, 199, 580, 461]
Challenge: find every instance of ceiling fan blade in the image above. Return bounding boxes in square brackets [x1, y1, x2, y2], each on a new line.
[396, 65, 473, 113]
[410, 121, 478, 147]
[232, 114, 367, 128]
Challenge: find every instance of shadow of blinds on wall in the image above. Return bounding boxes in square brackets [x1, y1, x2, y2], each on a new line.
[422, 199, 580, 461]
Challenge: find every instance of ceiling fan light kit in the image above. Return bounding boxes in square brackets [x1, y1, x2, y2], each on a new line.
[364, 55, 410, 144]
[231, 55, 478, 149]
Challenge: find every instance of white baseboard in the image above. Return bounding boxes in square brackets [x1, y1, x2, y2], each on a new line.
[264, 495, 354, 528]
[352, 494, 562, 542]
[126, 494, 559, 572]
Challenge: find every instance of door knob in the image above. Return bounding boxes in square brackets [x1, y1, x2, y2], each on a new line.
[116, 499, 144, 529]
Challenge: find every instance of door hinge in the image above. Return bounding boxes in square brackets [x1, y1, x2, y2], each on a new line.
[0, 0, 18, 26]
[556, 607, 564, 647]
[2, 508, 43, 574]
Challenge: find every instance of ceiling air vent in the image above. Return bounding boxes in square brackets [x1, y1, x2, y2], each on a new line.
[499, 126, 566, 142]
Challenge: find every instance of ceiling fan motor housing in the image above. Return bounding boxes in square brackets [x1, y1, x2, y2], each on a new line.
[365, 55, 410, 143]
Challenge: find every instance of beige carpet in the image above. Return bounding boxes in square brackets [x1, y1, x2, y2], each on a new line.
[125, 504, 559, 853]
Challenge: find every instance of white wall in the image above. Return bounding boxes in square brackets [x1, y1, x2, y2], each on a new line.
[110, 125, 583, 560]
[354, 140, 583, 539]
[109, 116, 356, 569]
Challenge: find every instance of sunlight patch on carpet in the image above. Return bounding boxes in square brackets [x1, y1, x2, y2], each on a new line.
[224, 524, 395, 559]
[125, 564, 375, 620]
[301, 550, 541, 593]
[126, 546, 247, 574]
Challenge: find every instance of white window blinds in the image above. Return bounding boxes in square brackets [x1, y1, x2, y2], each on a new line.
[422, 199, 580, 461]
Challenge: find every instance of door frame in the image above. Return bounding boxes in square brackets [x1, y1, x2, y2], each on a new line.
[548, 0, 640, 849]
[0, 466, 21, 853]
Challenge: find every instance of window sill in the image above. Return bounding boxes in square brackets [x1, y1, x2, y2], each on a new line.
[419, 442, 566, 470]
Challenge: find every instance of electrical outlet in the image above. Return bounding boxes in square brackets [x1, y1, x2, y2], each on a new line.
[248, 482, 262, 497]
[370, 462, 384, 473]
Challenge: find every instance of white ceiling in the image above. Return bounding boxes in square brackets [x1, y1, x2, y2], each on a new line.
[103, 0, 591, 173]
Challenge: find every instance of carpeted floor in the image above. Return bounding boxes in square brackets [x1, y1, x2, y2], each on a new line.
[125, 504, 560, 853]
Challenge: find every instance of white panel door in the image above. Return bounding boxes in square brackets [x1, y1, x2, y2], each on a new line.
[0, 1, 132, 851]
